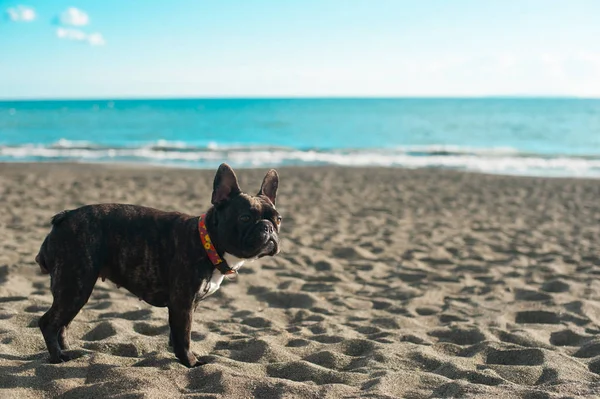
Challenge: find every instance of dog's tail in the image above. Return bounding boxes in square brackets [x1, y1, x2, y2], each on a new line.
[35, 210, 71, 274]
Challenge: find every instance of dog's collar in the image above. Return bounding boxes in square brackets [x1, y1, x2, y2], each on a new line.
[198, 214, 236, 277]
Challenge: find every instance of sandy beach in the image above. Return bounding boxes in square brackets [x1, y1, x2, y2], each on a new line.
[1, 163, 600, 398]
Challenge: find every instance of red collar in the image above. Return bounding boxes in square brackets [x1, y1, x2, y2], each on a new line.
[198, 214, 235, 276]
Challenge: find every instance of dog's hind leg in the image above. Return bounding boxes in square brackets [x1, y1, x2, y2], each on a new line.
[38, 259, 98, 363]
[58, 325, 71, 350]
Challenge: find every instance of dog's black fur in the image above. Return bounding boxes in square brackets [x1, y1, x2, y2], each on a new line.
[35, 163, 281, 367]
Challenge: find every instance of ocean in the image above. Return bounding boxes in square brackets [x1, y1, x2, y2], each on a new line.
[1, 98, 599, 177]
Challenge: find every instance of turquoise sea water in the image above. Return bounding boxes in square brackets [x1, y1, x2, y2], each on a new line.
[1, 98, 599, 177]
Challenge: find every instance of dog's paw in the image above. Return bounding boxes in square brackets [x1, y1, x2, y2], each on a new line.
[187, 355, 208, 368]
[177, 352, 206, 368]
[181, 359, 204, 368]
[60, 352, 75, 362]
[189, 360, 206, 368]
[49, 352, 73, 364]
[49, 350, 86, 364]
[193, 353, 215, 366]
[49, 356, 66, 364]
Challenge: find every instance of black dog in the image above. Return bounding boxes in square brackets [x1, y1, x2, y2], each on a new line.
[35, 163, 281, 367]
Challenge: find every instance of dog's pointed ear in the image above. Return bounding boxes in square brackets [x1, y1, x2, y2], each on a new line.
[212, 163, 241, 205]
[258, 169, 279, 205]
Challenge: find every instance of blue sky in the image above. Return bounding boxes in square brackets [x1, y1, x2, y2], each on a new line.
[1, 0, 599, 99]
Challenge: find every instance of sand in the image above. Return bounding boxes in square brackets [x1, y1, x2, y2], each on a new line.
[1, 163, 600, 398]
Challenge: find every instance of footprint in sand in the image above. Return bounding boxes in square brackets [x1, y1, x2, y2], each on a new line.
[588, 358, 600, 375]
[249, 287, 317, 309]
[99, 309, 153, 320]
[549, 329, 592, 346]
[339, 338, 377, 357]
[372, 300, 392, 310]
[433, 363, 505, 387]
[82, 321, 119, 341]
[266, 361, 358, 385]
[400, 334, 432, 345]
[428, 326, 486, 345]
[186, 367, 227, 394]
[132, 353, 177, 369]
[303, 350, 352, 370]
[313, 260, 334, 271]
[241, 316, 272, 328]
[332, 246, 377, 260]
[24, 304, 48, 313]
[286, 338, 311, 347]
[133, 322, 169, 337]
[0, 308, 17, 320]
[515, 310, 560, 324]
[0, 296, 28, 303]
[395, 272, 427, 283]
[541, 279, 570, 293]
[514, 289, 553, 301]
[82, 342, 141, 358]
[311, 335, 344, 344]
[301, 283, 335, 292]
[416, 306, 442, 316]
[353, 326, 380, 335]
[408, 350, 444, 372]
[486, 348, 545, 366]
[228, 339, 272, 363]
[515, 310, 589, 326]
[86, 301, 113, 310]
[573, 341, 600, 358]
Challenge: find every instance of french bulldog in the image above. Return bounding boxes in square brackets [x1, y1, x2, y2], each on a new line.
[35, 163, 281, 367]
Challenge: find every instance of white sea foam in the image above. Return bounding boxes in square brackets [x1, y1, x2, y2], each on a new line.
[1, 140, 599, 178]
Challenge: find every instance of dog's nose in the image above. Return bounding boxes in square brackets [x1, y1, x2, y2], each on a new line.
[263, 222, 274, 234]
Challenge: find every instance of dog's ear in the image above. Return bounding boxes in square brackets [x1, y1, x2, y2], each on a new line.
[258, 169, 279, 205]
[212, 163, 241, 205]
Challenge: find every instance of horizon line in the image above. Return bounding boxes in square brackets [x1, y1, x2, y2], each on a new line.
[1, 94, 600, 102]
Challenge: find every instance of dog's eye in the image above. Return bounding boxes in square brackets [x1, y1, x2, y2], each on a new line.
[239, 215, 251, 223]
[276, 216, 282, 225]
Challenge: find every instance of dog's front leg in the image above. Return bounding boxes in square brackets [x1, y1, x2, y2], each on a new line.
[168, 305, 202, 367]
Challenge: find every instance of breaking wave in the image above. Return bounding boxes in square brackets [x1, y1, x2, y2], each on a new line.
[1, 139, 600, 178]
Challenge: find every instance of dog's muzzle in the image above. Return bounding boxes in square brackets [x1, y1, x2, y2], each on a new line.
[245, 220, 279, 258]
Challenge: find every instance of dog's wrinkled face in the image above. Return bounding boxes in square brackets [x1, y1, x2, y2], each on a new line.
[215, 194, 281, 259]
[210, 164, 281, 259]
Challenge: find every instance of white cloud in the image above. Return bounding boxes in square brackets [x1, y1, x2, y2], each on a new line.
[87, 33, 106, 46]
[6, 5, 36, 22]
[56, 28, 106, 46]
[56, 27, 87, 41]
[54, 7, 105, 46]
[59, 7, 89, 26]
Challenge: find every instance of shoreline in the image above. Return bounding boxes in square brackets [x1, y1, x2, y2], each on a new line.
[2, 161, 600, 182]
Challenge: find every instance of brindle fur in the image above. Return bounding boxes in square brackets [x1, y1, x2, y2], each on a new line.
[35, 164, 280, 367]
